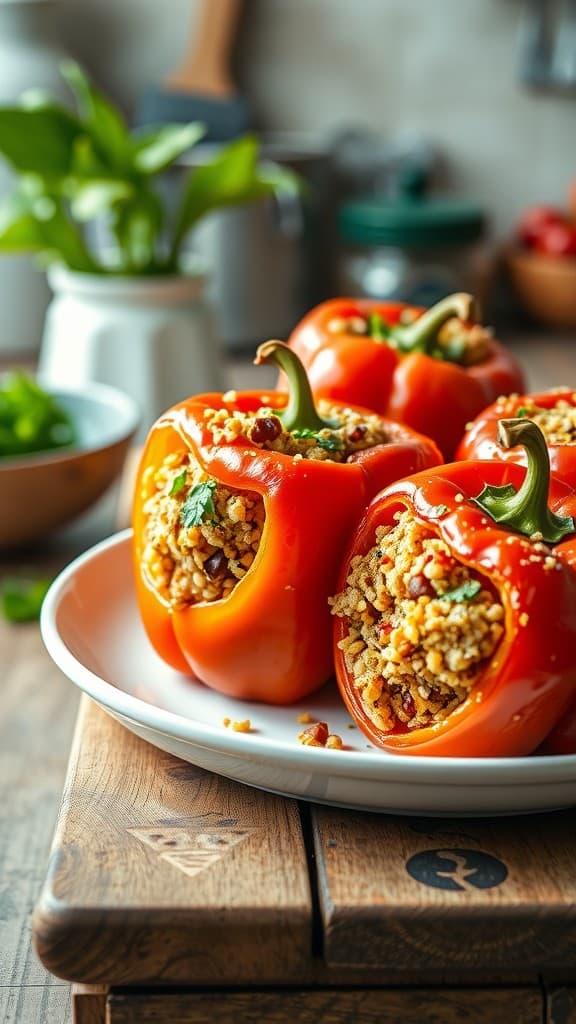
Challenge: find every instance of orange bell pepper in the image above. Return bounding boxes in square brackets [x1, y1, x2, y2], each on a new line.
[132, 342, 442, 705]
[332, 418, 576, 756]
[285, 293, 525, 459]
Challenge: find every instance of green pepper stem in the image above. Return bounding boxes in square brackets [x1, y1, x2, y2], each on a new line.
[391, 292, 478, 355]
[254, 340, 334, 432]
[474, 417, 575, 543]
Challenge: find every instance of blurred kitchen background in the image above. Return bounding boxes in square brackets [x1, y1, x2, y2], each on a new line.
[2, 0, 576, 355]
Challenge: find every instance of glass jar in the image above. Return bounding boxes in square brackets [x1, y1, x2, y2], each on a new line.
[337, 197, 491, 309]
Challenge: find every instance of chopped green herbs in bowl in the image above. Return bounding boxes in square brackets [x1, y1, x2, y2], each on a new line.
[0, 379, 139, 547]
[0, 372, 76, 458]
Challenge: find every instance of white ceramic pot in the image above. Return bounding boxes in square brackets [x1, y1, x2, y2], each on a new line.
[38, 267, 224, 443]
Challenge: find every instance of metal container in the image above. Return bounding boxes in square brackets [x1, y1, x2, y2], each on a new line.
[180, 136, 332, 351]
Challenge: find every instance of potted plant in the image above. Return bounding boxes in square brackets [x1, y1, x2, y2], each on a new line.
[0, 62, 297, 438]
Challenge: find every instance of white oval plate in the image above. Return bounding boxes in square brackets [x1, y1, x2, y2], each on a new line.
[41, 530, 576, 816]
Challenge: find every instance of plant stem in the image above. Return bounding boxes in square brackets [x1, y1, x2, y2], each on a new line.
[254, 340, 336, 432]
[473, 418, 575, 543]
[390, 293, 478, 355]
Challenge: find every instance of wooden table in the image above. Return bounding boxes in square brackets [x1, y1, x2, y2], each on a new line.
[1, 339, 575, 1024]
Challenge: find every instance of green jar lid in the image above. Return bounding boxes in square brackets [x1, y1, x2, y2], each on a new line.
[338, 197, 485, 248]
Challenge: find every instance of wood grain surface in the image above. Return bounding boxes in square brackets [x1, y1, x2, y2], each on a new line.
[0, 591, 80, 1024]
[313, 804, 576, 971]
[34, 697, 312, 986]
[104, 986, 543, 1024]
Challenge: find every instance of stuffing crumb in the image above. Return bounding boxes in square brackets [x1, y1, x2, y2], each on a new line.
[297, 711, 317, 724]
[231, 719, 252, 732]
[297, 721, 344, 749]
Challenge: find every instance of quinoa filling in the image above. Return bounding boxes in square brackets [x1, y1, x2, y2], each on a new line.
[331, 510, 505, 731]
[142, 399, 390, 607]
[204, 395, 389, 462]
[327, 312, 492, 366]
[515, 397, 576, 446]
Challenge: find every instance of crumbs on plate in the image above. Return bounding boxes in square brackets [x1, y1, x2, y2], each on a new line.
[222, 717, 252, 733]
[297, 720, 343, 749]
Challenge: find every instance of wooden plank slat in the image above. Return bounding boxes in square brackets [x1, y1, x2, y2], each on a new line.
[104, 987, 543, 1024]
[33, 697, 312, 987]
[72, 984, 108, 1024]
[544, 985, 576, 1023]
[313, 806, 576, 972]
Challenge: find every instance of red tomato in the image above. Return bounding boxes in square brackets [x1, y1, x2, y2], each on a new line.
[516, 205, 565, 248]
[536, 220, 576, 258]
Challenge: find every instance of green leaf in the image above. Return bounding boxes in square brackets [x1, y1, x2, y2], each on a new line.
[69, 180, 134, 222]
[1, 577, 51, 622]
[61, 61, 131, 172]
[0, 371, 76, 457]
[442, 580, 482, 603]
[292, 428, 344, 451]
[180, 479, 217, 528]
[171, 135, 298, 261]
[110, 189, 164, 272]
[70, 135, 111, 179]
[0, 192, 47, 252]
[0, 107, 82, 177]
[169, 469, 188, 496]
[516, 406, 530, 418]
[132, 122, 205, 175]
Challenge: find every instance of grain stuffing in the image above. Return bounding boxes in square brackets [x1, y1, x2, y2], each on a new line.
[489, 394, 576, 446]
[141, 400, 389, 607]
[331, 509, 505, 732]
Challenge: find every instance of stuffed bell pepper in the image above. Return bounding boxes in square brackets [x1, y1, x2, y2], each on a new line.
[132, 342, 442, 705]
[457, 389, 576, 488]
[284, 293, 525, 459]
[331, 418, 576, 756]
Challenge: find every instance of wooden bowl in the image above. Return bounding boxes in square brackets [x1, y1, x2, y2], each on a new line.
[0, 381, 139, 547]
[507, 248, 576, 330]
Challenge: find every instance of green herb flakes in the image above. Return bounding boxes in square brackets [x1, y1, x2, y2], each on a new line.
[180, 479, 217, 528]
[442, 579, 482, 603]
[169, 469, 187, 496]
[292, 428, 344, 451]
[431, 504, 449, 516]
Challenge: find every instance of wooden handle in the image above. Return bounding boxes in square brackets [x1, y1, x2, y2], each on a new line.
[166, 0, 242, 96]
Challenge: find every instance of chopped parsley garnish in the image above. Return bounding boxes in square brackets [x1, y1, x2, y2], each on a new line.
[431, 504, 449, 516]
[1, 576, 51, 622]
[169, 469, 188, 496]
[516, 407, 530, 418]
[180, 479, 217, 528]
[442, 579, 482, 603]
[0, 371, 76, 458]
[292, 428, 344, 451]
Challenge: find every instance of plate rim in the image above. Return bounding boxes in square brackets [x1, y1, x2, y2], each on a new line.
[40, 528, 576, 787]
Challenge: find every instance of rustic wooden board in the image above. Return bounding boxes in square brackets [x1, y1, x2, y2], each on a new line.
[312, 805, 576, 973]
[104, 987, 543, 1024]
[34, 696, 313, 987]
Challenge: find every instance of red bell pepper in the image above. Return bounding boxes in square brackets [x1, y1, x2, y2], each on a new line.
[285, 293, 525, 459]
[332, 418, 576, 756]
[457, 389, 576, 487]
[132, 342, 442, 705]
